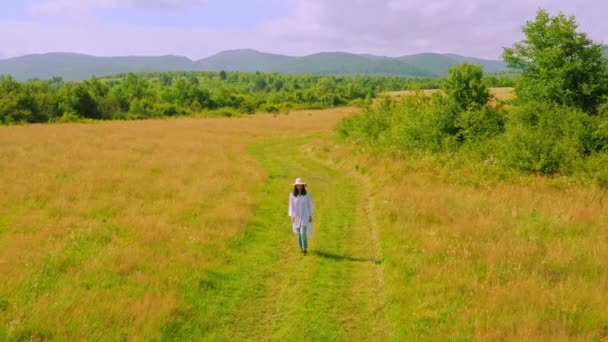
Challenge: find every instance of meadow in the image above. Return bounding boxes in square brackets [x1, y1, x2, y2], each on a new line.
[0, 108, 356, 339]
[311, 138, 608, 340]
[1, 98, 606, 340]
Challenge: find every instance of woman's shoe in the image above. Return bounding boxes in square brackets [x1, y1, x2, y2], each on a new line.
[303, 249, 307, 255]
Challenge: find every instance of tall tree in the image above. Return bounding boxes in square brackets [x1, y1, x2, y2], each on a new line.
[502, 9, 608, 114]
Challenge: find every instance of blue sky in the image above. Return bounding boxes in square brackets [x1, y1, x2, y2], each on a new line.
[0, 0, 606, 60]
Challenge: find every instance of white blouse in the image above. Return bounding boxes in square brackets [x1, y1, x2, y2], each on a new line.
[288, 192, 314, 236]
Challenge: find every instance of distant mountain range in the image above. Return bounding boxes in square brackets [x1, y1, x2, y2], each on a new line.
[1, 49, 510, 81]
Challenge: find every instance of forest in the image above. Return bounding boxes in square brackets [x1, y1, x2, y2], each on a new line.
[0, 68, 516, 124]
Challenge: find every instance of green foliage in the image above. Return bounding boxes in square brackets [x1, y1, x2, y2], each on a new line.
[338, 63, 505, 153]
[339, 9, 608, 184]
[495, 8, 608, 178]
[499, 102, 591, 174]
[590, 102, 608, 152]
[442, 63, 490, 110]
[574, 152, 608, 187]
[57, 83, 101, 119]
[219, 70, 227, 80]
[433, 64, 502, 144]
[238, 98, 257, 114]
[261, 103, 280, 113]
[52, 111, 83, 123]
[0, 71, 427, 125]
[483, 71, 517, 88]
[456, 104, 506, 142]
[388, 94, 446, 151]
[502, 9, 608, 114]
[0, 75, 33, 124]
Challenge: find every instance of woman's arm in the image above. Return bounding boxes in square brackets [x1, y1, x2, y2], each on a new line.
[308, 193, 313, 222]
[288, 193, 294, 217]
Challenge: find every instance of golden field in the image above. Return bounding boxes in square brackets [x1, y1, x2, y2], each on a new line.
[311, 138, 608, 340]
[1, 102, 607, 340]
[0, 108, 354, 339]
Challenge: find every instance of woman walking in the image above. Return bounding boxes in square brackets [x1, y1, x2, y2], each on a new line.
[288, 178, 314, 255]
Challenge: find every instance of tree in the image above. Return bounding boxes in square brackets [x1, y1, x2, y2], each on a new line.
[84, 77, 109, 99]
[431, 64, 503, 143]
[25, 80, 59, 122]
[316, 76, 338, 95]
[0, 75, 33, 123]
[253, 75, 268, 92]
[502, 8, 608, 114]
[441, 63, 490, 110]
[57, 83, 101, 119]
[169, 77, 211, 108]
[121, 73, 150, 101]
[159, 73, 172, 86]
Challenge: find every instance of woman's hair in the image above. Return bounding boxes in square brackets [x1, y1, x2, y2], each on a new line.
[293, 185, 307, 196]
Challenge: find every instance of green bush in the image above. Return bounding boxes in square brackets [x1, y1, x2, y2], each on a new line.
[499, 102, 591, 174]
[456, 104, 505, 142]
[217, 108, 236, 118]
[590, 102, 608, 152]
[262, 104, 280, 113]
[388, 94, 444, 151]
[338, 64, 504, 153]
[51, 111, 81, 123]
[238, 99, 257, 114]
[575, 153, 608, 187]
[155, 103, 183, 117]
[336, 105, 390, 147]
[387, 88, 503, 152]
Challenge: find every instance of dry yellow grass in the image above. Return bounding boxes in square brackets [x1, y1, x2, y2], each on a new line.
[311, 141, 608, 340]
[2, 102, 607, 340]
[0, 108, 354, 339]
[385, 87, 515, 102]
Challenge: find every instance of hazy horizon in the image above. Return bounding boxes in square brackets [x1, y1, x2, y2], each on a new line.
[0, 0, 606, 60]
[0, 48, 511, 61]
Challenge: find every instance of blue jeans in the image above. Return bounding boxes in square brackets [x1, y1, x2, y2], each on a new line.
[296, 226, 308, 250]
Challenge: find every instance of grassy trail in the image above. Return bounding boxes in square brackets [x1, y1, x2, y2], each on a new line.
[163, 135, 386, 340]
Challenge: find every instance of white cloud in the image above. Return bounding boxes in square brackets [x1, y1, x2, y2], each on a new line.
[260, 0, 607, 58]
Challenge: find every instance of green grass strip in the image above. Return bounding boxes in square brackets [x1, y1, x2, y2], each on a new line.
[162, 136, 370, 340]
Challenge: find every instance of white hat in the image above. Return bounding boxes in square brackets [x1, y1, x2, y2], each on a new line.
[292, 177, 306, 185]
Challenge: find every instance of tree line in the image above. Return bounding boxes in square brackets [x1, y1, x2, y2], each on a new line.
[0, 68, 518, 125]
[0, 71, 428, 124]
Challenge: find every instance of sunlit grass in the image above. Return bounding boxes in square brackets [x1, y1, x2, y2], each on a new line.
[311, 139, 608, 340]
[2, 100, 606, 340]
[0, 108, 354, 340]
[162, 136, 384, 340]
